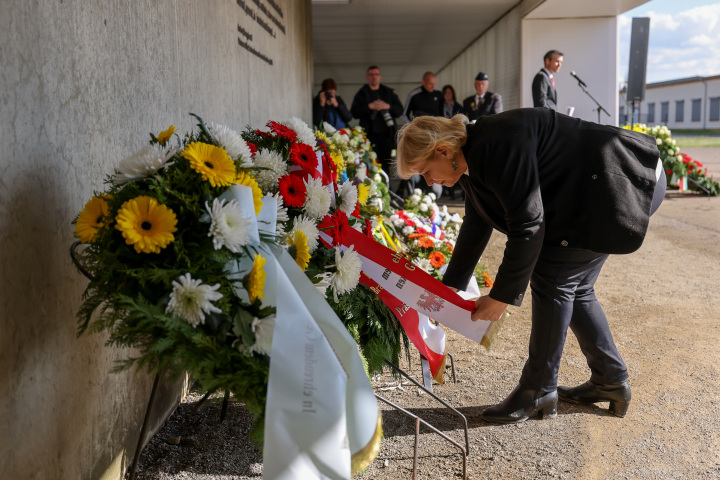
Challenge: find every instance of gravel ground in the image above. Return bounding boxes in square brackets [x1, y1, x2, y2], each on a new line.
[129, 148, 720, 480]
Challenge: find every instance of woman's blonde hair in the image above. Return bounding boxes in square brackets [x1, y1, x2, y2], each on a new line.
[394, 114, 468, 179]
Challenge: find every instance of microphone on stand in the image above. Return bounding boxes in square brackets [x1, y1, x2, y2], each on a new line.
[570, 71, 587, 88]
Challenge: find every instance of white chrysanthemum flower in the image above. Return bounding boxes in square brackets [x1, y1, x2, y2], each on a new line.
[303, 177, 331, 219]
[208, 122, 253, 166]
[408, 194, 421, 205]
[343, 150, 357, 164]
[248, 315, 276, 356]
[393, 218, 405, 228]
[442, 205, 448, 213]
[205, 198, 253, 252]
[314, 272, 332, 296]
[284, 117, 317, 146]
[422, 195, 433, 205]
[356, 164, 368, 181]
[413, 188, 423, 195]
[292, 215, 320, 253]
[328, 246, 362, 302]
[402, 225, 414, 235]
[441, 220, 447, 228]
[322, 121, 337, 134]
[331, 132, 347, 145]
[419, 203, 429, 212]
[656, 138, 662, 146]
[369, 151, 377, 161]
[166, 273, 223, 327]
[337, 180, 358, 215]
[254, 148, 287, 192]
[428, 192, 437, 201]
[113, 145, 176, 184]
[413, 258, 433, 274]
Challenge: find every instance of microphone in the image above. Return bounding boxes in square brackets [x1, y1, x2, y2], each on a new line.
[570, 71, 587, 88]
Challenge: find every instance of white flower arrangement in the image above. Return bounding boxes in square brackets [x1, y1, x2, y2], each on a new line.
[205, 198, 253, 252]
[113, 145, 176, 185]
[284, 117, 317, 147]
[254, 148, 288, 192]
[328, 246, 362, 302]
[209, 122, 253, 166]
[303, 177, 331, 220]
[337, 180, 359, 215]
[166, 273, 223, 327]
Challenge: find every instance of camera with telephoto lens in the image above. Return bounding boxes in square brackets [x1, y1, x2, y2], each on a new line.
[324, 90, 334, 99]
[381, 110, 395, 127]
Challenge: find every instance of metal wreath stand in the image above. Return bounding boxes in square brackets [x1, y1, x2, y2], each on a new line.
[72, 242, 469, 480]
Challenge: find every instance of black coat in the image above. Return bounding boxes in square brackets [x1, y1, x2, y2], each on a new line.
[442, 108, 660, 306]
[462, 92, 503, 121]
[350, 84, 404, 136]
[532, 70, 557, 110]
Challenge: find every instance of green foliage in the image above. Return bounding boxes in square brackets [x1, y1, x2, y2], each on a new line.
[331, 284, 409, 376]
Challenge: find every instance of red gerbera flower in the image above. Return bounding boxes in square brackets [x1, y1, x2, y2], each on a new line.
[267, 121, 298, 142]
[364, 218, 374, 239]
[289, 142, 318, 172]
[428, 251, 446, 268]
[255, 129, 272, 138]
[318, 210, 349, 246]
[278, 174, 307, 208]
[247, 142, 258, 156]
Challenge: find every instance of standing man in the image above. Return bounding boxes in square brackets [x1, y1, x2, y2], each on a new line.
[351, 65, 404, 173]
[462, 72, 503, 122]
[403, 71, 443, 121]
[404, 72, 444, 199]
[532, 50, 564, 110]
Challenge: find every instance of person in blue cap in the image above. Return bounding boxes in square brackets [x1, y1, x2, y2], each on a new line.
[462, 72, 503, 122]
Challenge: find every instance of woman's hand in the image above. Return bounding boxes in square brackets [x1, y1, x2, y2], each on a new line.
[472, 295, 507, 322]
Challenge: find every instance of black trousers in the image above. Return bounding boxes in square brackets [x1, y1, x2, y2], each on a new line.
[521, 168, 666, 392]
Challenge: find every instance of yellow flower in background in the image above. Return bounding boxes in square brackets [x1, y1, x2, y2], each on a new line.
[235, 171, 264, 215]
[115, 196, 178, 253]
[157, 125, 176, 145]
[315, 131, 328, 143]
[75, 195, 110, 243]
[182, 142, 236, 188]
[331, 151, 345, 173]
[357, 183, 369, 206]
[287, 230, 310, 271]
[248, 253, 267, 303]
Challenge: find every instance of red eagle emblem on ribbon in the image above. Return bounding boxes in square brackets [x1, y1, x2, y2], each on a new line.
[416, 291, 446, 313]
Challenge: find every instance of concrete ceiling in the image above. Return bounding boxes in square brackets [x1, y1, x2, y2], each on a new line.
[312, 0, 520, 87]
[311, 0, 650, 87]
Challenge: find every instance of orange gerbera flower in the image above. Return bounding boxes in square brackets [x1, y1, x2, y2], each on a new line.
[483, 271, 494, 288]
[428, 251, 446, 268]
[417, 236, 434, 249]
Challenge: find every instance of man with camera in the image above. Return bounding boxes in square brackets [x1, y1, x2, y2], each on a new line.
[350, 65, 404, 173]
[312, 78, 353, 129]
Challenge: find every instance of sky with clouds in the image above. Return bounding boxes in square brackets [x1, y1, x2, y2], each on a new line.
[618, 0, 720, 85]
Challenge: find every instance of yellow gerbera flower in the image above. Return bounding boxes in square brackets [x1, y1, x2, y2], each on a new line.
[181, 142, 236, 188]
[115, 196, 178, 254]
[235, 171, 264, 216]
[315, 131, 328, 142]
[331, 151, 346, 173]
[287, 230, 311, 271]
[75, 195, 110, 243]
[357, 183, 369, 206]
[248, 253, 267, 303]
[156, 125, 176, 145]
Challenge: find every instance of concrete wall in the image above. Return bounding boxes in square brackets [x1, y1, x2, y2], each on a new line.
[521, 16, 620, 125]
[0, 1, 312, 479]
[436, 6, 523, 112]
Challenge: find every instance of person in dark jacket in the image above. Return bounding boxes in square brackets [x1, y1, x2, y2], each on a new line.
[442, 84, 463, 119]
[394, 110, 665, 424]
[405, 71, 443, 120]
[350, 65, 404, 173]
[532, 50, 564, 110]
[313, 78, 353, 129]
[462, 72, 503, 121]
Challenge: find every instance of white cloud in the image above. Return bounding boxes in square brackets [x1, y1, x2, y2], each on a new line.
[619, 3, 720, 83]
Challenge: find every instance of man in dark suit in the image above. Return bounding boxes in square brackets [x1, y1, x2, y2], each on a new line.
[462, 72, 503, 121]
[394, 109, 665, 424]
[532, 50, 564, 110]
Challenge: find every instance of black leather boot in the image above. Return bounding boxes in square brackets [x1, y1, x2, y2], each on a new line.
[557, 380, 631, 417]
[481, 384, 558, 424]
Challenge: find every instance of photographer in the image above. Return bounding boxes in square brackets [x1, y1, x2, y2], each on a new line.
[312, 78, 352, 130]
[350, 65, 404, 173]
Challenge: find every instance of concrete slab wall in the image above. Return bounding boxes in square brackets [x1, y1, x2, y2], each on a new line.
[521, 16, 620, 125]
[436, 6, 523, 113]
[0, 1, 311, 479]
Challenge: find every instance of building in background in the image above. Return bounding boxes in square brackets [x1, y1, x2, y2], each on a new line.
[619, 74, 720, 129]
